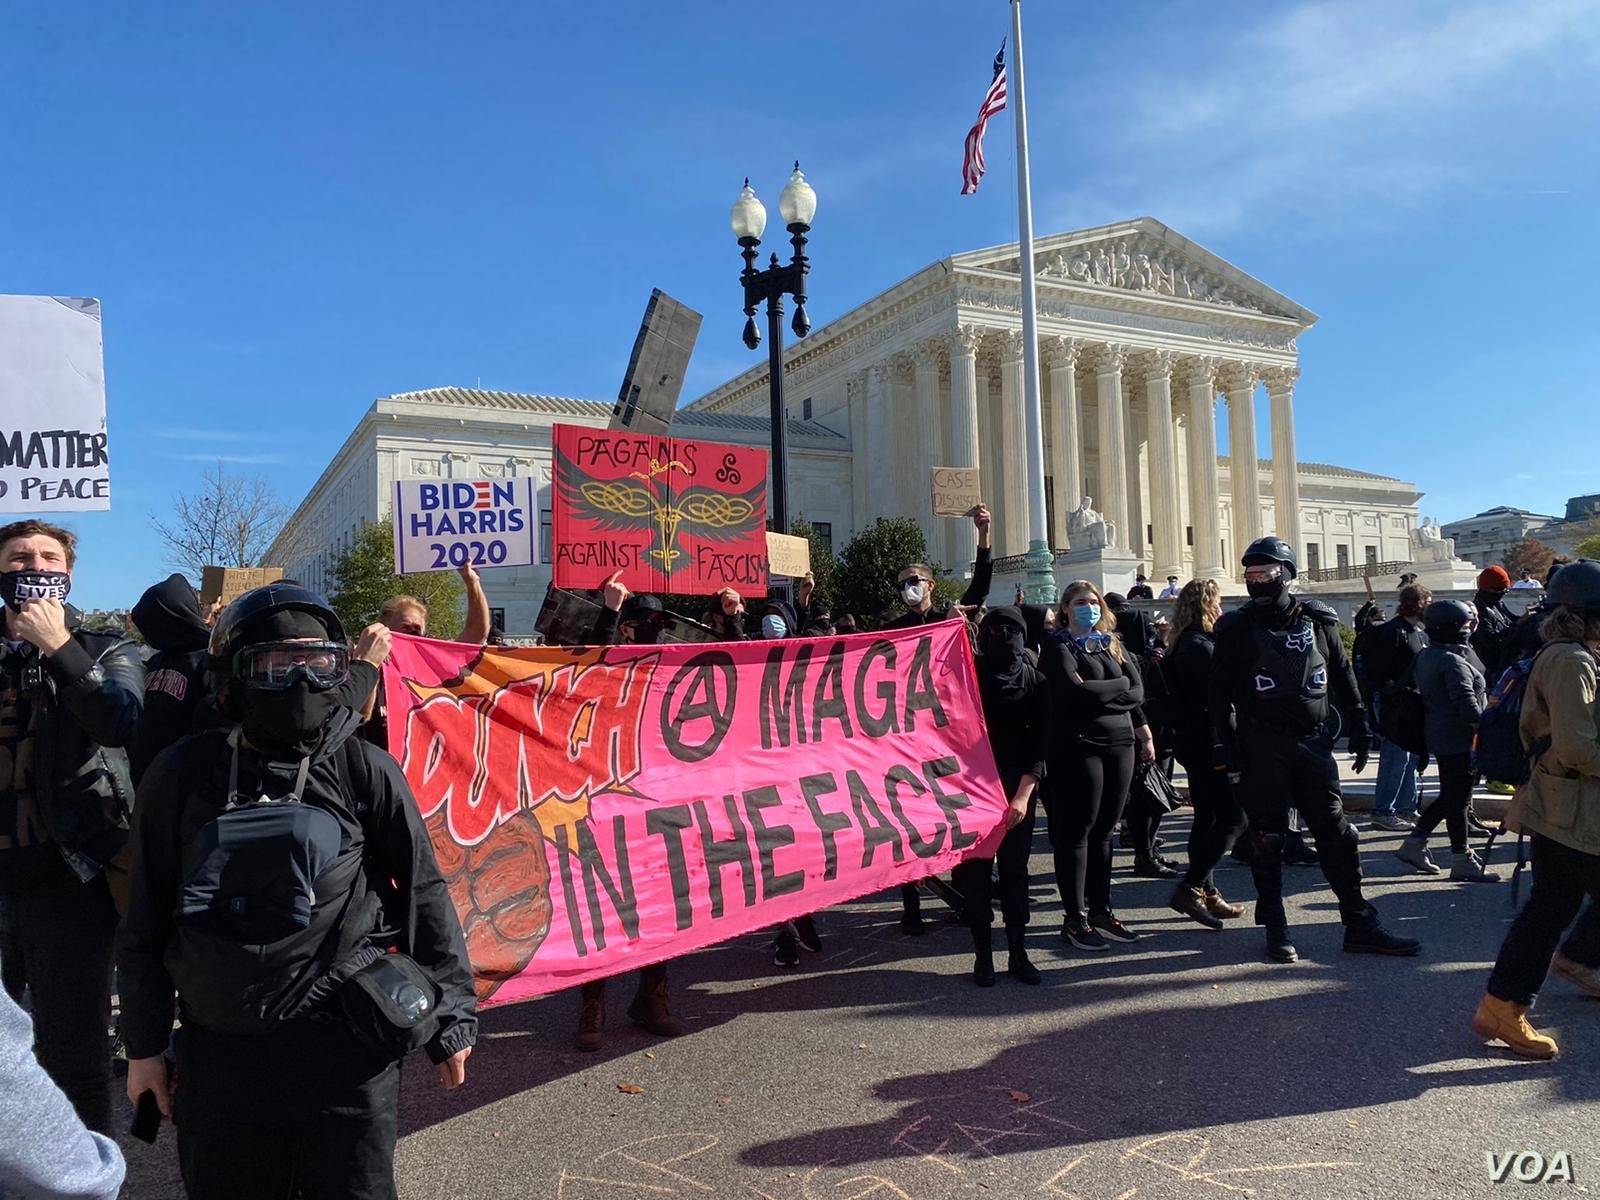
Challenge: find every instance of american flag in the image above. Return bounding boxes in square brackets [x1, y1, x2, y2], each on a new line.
[960, 40, 1007, 195]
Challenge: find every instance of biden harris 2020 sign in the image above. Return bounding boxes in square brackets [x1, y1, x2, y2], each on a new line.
[392, 476, 538, 574]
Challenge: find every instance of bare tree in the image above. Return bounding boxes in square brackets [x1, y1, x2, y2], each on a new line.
[151, 462, 295, 582]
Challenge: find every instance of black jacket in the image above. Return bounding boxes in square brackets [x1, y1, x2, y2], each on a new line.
[1357, 616, 1427, 698]
[1163, 627, 1217, 751]
[0, 609, 143, 890]
[1471, 593, 1519, 680]
[1110, 604, 1156, 658]
[883, 548, 993, 630]
[117, 717, 477, 1065]
[130, 574, 214, 786]
[1209, 598, 1366, 757]
[1040, 634, 1145, 749]
[977, 664, 1049, 793]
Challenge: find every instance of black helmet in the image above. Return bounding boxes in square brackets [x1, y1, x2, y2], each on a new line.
[208, 583, 347, 688]
[1547, 560, 1600, 612]
[1422, 598, 1474, 635]
[1241, 536, 1298, 580]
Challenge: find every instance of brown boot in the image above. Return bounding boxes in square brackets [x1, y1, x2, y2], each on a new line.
[627, 973, 686, 1038]
[1471, 994, 1558, 1060]
[575, 982, 605, 1052]
[1552, 952, 1600, 998]
[1203, 887, 1246, 920]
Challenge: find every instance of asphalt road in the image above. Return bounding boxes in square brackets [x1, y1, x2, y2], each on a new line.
[118, 784, 1599, 1200]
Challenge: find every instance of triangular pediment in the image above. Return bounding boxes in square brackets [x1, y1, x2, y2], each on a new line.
[951, 217, 1315, 326]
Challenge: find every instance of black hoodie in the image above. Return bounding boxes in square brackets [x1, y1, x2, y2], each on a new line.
[129, 574, 213, 785]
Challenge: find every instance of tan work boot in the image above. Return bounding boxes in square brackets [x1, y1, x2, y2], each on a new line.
[1552, 952, 1600, 998]
[1471, 994, 1559, 1060]
[575, 982, 605, 1052]
[1203, 887, 1246, 919]
[628, 975, 686, 1038]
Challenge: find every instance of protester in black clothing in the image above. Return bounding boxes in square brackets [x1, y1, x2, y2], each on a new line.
[1396, 600, 1497, 882]
[572, 575, 689, 1045]
[1210, 536, 1420, 965]
[1127, 575, 1154, 601]
[129, 572, 213, 786]
[0, 520, 143, 1137]
[1162, 580, 1248, 929]
[835, 613, 860, 635]
[884, 504, 993, 933]
[950, 608, 1047, 986]
[1471, 566, 1519, 682]
[702, 587, 750, 641]
[118, 584, 475, 1199]
[1362, 584, 1431, 832]
[1105, 592, 1174, 876]
[1041, 580, 1155, 951]
[1017, 603, 1055, 660]
[1105, 592, 1155, 657]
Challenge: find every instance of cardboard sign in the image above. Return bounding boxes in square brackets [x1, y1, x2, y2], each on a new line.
[552, 424, 768, 596]
[392, 477, 537, 575]
[766, 532, 811, 579]
[0, 296, 110, 511]
[383, 620, 1006, 1003]
[201, 566, 285, 607]
[931, 467, 982, 518]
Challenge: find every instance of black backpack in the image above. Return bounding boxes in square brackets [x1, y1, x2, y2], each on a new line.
[169, 731, 383, 1036]
[1374, 657, 1427, 755]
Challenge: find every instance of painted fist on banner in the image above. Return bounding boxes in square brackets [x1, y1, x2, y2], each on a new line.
[427, 806, 553, 1001]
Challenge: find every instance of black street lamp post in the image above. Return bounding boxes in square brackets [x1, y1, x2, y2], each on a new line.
[730, 163, 817, 535]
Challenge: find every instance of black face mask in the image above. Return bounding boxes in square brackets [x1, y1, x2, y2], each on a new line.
[0, 570, 71, 613]
[241, 680, 337, 759]
[1246, 578, 1288, 607]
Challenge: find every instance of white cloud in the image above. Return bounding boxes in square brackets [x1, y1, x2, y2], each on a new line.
[1044, 0, 1600, 236]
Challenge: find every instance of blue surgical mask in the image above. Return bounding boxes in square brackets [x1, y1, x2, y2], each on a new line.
[761, 614, 788, 639]
[1072, 603, 1101, 630]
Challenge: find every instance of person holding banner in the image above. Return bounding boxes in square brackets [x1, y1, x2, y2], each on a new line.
[1041, 581, 1154, 951]
[952, 607, 1047, 986]
[885, 504, 994, 934]
[572, 573, 686, 1050]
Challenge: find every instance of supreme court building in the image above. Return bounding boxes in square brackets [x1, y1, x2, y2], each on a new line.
[272, 218, 1426, 631]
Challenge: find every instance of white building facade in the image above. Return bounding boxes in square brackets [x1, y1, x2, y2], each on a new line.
[273, 218, 1436, 631]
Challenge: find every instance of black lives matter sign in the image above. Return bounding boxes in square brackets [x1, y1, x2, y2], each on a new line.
[0, 297, 111, 511]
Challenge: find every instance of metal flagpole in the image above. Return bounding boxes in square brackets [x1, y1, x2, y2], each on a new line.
[1009, 0, 1056, 604]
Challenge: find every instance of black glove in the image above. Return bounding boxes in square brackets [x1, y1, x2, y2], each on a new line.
[1348, 732, 1371, 774]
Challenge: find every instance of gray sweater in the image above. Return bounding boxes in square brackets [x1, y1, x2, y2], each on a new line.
[0, 978, 125, 1200]
[1414, 642, 1487, 757]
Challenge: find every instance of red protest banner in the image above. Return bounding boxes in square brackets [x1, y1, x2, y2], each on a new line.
[550, 423, 770, 597]
[383, 622, 1007, 1004]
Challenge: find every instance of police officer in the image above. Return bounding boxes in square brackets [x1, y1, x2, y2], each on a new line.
[1209, 537, 1421, 964]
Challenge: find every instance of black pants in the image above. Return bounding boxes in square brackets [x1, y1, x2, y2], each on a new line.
[1176, 744, 1246, 890]
[174, 1021, 401, 1200]
[1411, 751, 1473, 853]
[1044, 742, 1136, 920]
[1236, 728, 1368, 928]
[953, 798, 1036, 932]
[1487, 834, 1600, 1006]
[0, 868, 117, 1134]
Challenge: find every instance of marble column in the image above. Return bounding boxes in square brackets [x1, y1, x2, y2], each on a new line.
[977, 357, 999, 551]
[846, 371, 869, 534]
[1183, 356, 1226, 579]
[1223, 365, 1263, 569]
[1125, 380, 1146, 564]
[944, 327, 982, 568]
[865, 360, 894, 523]
[1265, 366, 1302, 555]
[998, 331, 1029, 559]
[1044, 336, 1082, 551]
[911, 343, 942, 547]
[1145, 351, 1182, 581]
[1093, 344, 1130, 546]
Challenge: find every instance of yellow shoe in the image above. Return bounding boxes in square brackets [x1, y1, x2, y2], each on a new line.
[1485, 779, 1515, 795]
[1471, 994, 1559, 1060]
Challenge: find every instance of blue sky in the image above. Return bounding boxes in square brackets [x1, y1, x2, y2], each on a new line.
[2, 0, 1596, 610]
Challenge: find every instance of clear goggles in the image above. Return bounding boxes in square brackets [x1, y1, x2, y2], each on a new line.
[234, 641, 350, 691]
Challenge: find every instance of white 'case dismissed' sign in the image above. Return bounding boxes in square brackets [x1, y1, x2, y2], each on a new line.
[0, 296, 110, 512]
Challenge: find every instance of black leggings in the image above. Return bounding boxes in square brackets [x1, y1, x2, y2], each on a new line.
[1044, 742, 1136, 920]
[1488, 834, 1600, 1005]
[953, 798, 1036, 932]
[1177, 746, 1246, 889]
[1410, 751, 1473, 853]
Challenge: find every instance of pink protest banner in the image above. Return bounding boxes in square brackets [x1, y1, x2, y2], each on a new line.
[383, 622, 1006, 1004]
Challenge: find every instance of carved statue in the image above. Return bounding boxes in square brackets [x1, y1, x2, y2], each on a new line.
[1068, 495, 1116, 550]
[1409, 517, 1456, 563]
